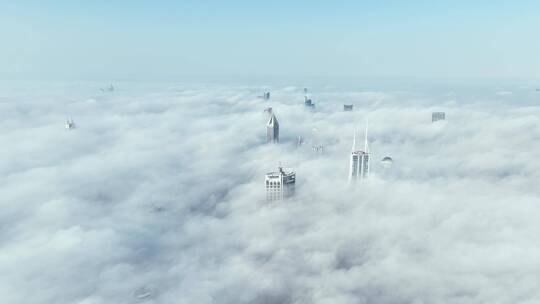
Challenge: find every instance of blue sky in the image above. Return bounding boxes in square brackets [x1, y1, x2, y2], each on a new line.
[1, 1, 539, 81]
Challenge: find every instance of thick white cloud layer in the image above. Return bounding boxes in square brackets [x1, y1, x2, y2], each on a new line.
[1, 82, 540, 304]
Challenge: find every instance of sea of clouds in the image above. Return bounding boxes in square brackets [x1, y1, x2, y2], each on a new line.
[1, 82, 540, 304]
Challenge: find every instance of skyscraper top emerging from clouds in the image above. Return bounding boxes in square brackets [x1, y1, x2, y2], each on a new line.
[432, 112, 446, 122]
[267, 112, 279, 143]
[265, 167, 296, 201]
[349, 123, 370, 181]
[65, 118, 76, 130]
[304, 88, 315, 109]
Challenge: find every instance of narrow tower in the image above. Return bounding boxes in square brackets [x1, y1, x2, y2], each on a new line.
[266, 112, 279, 143]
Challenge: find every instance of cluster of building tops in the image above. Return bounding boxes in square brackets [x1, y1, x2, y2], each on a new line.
[64, 87, 445, 203]
[263, 89, 374, 202]
[262, 89, 446, 202]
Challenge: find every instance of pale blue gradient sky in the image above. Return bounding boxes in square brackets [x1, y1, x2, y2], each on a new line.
[1, 1, 539, 82]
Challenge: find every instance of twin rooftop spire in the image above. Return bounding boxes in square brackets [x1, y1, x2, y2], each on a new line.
[352, 120, 369, 153]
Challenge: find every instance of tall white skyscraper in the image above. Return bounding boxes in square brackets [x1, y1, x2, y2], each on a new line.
[266, 112, 279, 143]
[265, 167, 296, 201]
[349, 123, 370, 181]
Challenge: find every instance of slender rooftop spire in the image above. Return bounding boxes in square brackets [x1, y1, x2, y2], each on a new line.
[364, 119, 369, 153]
[351, 130, 357, 152]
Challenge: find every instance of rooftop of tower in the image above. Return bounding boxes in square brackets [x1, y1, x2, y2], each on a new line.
[351, 150, 369, 155]
[267, 113, 278, 126]
[266, 167, 295, 177]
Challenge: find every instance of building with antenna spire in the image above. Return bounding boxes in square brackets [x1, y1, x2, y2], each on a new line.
[266, 112, 279, 143]
[265, 166, 296, 201]
[348, 121, 370, 181]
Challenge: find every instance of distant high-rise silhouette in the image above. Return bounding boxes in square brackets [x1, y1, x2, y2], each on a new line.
[259, 92, 271, 100]
[304, 88, 315, 108]
[432, 112, 445, 122]
[312, 145, 324, 153]
[65, 118, 76, 129]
